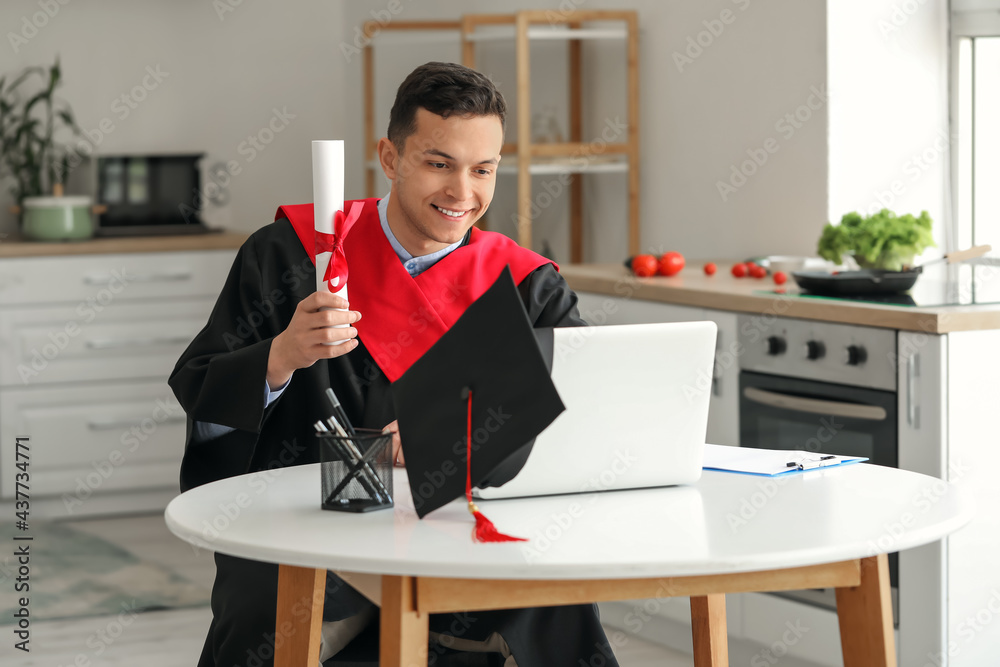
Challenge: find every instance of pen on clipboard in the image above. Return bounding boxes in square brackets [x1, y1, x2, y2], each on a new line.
[786, 455, 837, 470]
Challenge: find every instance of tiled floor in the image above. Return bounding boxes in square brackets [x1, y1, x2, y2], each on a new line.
[2, 514, 826, 667]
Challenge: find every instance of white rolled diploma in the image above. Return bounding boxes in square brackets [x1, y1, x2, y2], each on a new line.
[312, 140, 351, 345]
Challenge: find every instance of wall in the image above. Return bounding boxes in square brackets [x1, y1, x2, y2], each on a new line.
[0, 0, 347, 236]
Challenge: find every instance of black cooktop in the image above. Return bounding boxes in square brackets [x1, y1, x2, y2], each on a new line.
[758, 262, 1000, 308]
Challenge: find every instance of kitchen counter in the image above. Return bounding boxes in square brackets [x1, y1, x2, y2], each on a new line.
[562, 263, 1000, 333]
[0, 230, 248, 258]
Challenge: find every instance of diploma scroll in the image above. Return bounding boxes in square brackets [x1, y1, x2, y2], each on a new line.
[312, 140, 351, 346]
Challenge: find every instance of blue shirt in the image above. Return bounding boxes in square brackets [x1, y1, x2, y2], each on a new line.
[194, 194, 462, 440]
[377, 194, 464, 277]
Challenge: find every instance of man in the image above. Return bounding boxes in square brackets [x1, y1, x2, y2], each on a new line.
[170, 62, 619, 667]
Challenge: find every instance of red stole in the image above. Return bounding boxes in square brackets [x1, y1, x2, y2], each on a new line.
[274, 199, 555, 382]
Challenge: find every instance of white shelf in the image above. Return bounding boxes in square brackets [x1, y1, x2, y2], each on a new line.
[364, 157, 628, 177]
[497, 156, 629, 176]
[465, 26, 627, 42]
[368, 32, 461, 45]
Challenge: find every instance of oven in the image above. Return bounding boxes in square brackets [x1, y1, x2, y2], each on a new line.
[736, 314, 899, 622]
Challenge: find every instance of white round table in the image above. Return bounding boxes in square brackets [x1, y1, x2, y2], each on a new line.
[166, 463, 973, 667]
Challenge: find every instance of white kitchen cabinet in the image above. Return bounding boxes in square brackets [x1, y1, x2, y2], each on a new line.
[0, 249, 234, 517]
[945, 329, 1000, 666]
[701, 309, 739, 447]
[0, 298, 214, 387]
[0, 380, 186, 501]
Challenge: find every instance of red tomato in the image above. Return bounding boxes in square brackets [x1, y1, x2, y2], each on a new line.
[658, 251, 685, 276]
[703, 262, 717, 276]
[731, 263, 747, 278]
[772, 271, 788, 285]
[631, 254, 658, 277]
[749, 265, 767, 279]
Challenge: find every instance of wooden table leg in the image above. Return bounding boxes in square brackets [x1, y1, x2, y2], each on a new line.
[381, 575, 429, 667]
[836, 554, 897, 667]
[274, 564, 326, 667]
[691, 594, 729, 666]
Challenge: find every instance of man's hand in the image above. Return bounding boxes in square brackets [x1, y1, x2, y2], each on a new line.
[266, 292, 361, 389]
[384, 420, 403, 467]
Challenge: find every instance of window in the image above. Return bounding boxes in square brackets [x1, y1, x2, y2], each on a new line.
[952, 5, 1000, 250]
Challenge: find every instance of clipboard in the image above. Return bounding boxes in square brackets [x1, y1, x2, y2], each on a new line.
[702, 444, 868, 477]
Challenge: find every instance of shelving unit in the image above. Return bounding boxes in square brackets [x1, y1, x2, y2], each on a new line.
[361, 10, 640, 262]
[360, 20, 463, 200]
[463, 10, 640, 262]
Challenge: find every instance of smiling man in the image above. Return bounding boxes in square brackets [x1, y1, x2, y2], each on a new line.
[170, 62, 616, 667]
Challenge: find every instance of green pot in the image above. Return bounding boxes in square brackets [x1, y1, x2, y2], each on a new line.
[22, 196, 94, 241]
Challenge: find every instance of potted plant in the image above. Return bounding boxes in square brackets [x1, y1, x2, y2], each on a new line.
[0, 57, 92, 240]
[817, 209, 936, 271]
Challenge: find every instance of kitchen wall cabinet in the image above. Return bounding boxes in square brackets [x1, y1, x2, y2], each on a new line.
[0, 250, 233, 518]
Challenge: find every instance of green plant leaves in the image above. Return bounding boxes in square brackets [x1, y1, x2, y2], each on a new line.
[0, 56, 79, 204]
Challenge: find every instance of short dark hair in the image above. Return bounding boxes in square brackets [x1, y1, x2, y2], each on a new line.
[387, 62, 506, 151]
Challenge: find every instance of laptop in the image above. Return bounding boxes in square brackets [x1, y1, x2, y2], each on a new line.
[474, 320, 718, 500]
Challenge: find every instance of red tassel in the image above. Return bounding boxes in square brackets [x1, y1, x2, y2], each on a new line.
[464, 389, 527, 543]
[468, 501, 527, 543]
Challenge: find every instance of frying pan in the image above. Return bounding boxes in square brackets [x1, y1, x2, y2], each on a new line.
[792, 245, 992, 296]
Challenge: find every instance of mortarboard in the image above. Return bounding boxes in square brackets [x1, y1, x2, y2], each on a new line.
[391, 267, 565, 538]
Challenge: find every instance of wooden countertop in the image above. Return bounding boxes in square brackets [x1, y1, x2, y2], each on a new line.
[0, 231, 249, 258]
[562, 263, 1000, 334]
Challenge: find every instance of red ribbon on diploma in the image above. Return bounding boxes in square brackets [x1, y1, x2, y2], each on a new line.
[315, 200, 364, 292]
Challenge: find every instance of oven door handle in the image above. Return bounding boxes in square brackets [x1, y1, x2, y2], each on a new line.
[743, 387, 888, 421]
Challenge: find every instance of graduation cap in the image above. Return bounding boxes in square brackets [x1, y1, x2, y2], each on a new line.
[391, 267, 565, 539]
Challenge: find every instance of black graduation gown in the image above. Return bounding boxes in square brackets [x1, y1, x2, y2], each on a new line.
[168, 218, 621, 667]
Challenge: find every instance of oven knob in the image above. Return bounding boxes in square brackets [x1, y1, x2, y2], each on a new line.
[766, 336, 787, 356]
[844, 344, 868, 366]
[805, 340, 825, 360]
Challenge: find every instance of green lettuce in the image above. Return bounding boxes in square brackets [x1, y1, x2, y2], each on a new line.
[817, 209, 935, 271]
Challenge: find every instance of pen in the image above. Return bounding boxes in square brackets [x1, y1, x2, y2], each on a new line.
[324, 388, 357, 437]
[786, 455, 838, 470]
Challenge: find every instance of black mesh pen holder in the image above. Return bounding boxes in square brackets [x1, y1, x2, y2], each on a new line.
[318, 429, 394, 512]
